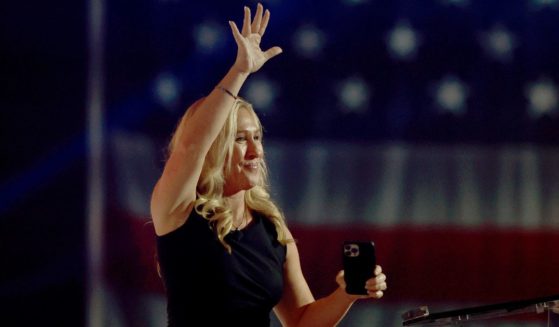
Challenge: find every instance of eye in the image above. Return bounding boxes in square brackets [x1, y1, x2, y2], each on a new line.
[235, 133, 246, 142]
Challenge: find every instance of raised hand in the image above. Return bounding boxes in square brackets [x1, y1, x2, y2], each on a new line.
[229, 3, 283, 75]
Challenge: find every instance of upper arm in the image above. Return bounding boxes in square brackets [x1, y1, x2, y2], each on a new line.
[150, 77, 244, 234]
[150, 145, 204, 235]
[150, 99, 215, 235]
[273, 227, 315, 326]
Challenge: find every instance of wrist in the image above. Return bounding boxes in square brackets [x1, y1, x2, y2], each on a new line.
[215, 66, 249, 99]
[229, 64, 250, 79]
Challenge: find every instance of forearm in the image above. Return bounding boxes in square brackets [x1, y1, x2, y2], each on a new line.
[215, 65, 249, 98]
[176, 65, 248, 150]
[295, 287, 356, 327]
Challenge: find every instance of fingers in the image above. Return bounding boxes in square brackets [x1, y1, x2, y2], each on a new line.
[259, 9, 270, 36]
[251, 3, 263, 35]
[365, 266, 387, 299]
[242, 6, 251, 36]
[365, 274, 387, 298]
[369, 290, 384, 299]
[241, 3, 270, 37]
[229, 21, 243, 45]
[365, 277, 387, 291]
[337, 269, 387, 300]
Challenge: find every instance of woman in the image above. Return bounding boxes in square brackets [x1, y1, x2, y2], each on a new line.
[151, 3, 387, 326]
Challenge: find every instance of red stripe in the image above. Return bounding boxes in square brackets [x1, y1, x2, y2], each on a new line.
[104, 208, 163, 294]
[291, 224, 559, 304]
[104, 210, 559, 307]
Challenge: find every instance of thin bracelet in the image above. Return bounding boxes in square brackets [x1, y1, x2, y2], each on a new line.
[215, 85, 238, 100]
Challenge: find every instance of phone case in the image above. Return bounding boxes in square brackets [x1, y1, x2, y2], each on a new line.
[343, 241, 376, 295]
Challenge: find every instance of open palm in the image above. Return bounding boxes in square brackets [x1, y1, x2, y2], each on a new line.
[229, 3, 282, 75]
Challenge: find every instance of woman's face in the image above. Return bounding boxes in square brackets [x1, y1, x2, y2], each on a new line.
[223, 108, 263, 196]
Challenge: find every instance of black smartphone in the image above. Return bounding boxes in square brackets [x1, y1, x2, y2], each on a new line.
[342, 241, 376, 295]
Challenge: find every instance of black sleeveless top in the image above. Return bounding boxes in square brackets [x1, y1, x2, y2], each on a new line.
[156, 209, 287, 327]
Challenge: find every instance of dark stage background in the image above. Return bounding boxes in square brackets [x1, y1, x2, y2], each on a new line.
[2, 0, 559, 326]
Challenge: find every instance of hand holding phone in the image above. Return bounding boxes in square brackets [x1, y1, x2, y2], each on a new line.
[342, 241, 376, 295]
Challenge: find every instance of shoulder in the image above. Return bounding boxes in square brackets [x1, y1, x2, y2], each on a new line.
[257, 212, 290, 238]
[152, 197, 196, 236]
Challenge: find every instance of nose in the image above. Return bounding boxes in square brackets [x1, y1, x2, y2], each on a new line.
[246, 138, 262, 160]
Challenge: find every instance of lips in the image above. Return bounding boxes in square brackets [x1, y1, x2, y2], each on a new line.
[241, 161, 259, 169]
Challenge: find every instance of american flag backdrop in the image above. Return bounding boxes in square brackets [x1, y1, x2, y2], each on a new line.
[100, 0, 559, 326]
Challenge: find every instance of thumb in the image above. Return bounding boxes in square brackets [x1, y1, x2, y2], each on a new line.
[263, 46, 283, 61]
[336, 270, 346, 288]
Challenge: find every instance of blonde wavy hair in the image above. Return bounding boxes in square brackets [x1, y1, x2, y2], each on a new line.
[168, 97, 290, 253]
